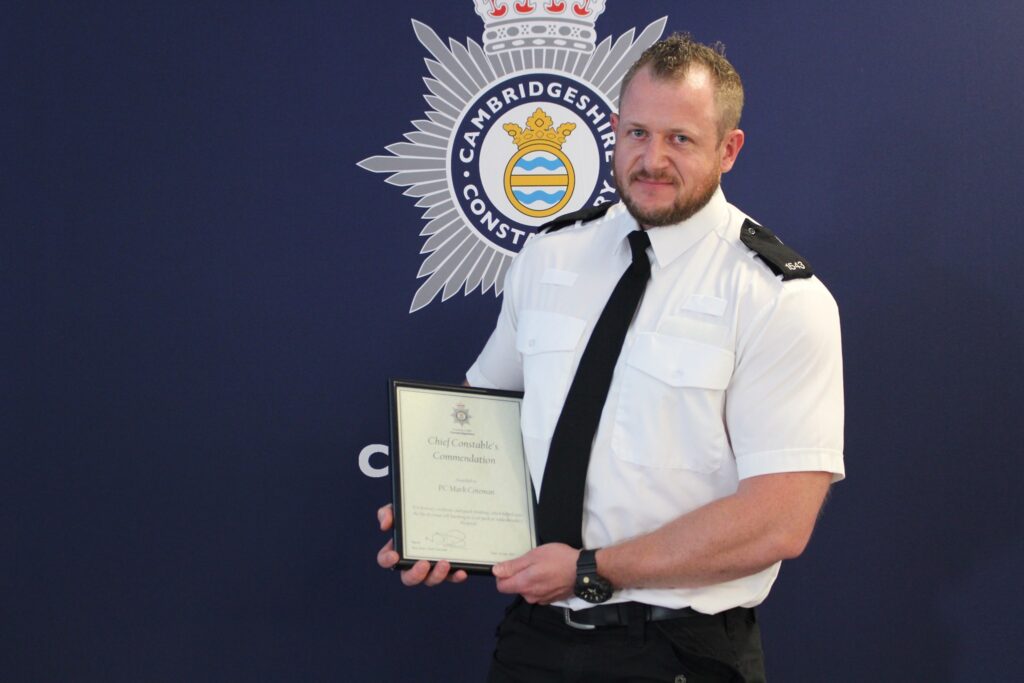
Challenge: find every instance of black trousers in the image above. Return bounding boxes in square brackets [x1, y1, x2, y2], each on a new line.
[487, 599, 766, 683]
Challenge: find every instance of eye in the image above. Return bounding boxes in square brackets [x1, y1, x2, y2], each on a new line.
[673, 134, 690, 144]
[629, 128, 647, 139]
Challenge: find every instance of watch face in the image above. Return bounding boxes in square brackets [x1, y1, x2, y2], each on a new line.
[575, 575, 613, 603]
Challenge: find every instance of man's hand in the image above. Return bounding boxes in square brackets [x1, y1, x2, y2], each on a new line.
[492, 543, 579, 604]
[376, 504, 469, 586]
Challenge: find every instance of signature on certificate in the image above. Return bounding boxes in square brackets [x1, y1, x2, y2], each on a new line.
[427, 530, 467, 548]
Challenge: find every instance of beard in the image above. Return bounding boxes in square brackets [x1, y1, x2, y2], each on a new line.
[615, 168, 720, 228]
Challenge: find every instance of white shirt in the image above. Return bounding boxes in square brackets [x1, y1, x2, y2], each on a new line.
[466, 188, 845, 614]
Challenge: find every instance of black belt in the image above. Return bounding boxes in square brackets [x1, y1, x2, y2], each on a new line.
[539, 601, 704, 630]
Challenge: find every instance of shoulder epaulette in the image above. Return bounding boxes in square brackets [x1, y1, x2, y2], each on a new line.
[740, 218, 814, 280]
[539, 203, 615, 234]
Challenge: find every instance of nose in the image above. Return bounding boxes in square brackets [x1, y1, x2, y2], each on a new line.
[641, 136, 669, 171]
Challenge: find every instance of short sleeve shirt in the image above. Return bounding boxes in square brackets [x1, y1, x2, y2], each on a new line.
[467, 188, 845, 614]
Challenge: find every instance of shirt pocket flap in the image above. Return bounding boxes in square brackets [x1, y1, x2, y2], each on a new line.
[626, 333, 734, 389]
[516, 310, 586, 355]
[680, 294, 728, 317]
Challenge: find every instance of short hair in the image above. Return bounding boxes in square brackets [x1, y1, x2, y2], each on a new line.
[619, 32, 745, 139]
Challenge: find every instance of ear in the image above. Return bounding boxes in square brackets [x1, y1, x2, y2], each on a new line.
[611, 112, 619, 131]
[719, 128, 745, 174]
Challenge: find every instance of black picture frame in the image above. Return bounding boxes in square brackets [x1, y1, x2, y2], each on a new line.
[388, 379, 536, 575]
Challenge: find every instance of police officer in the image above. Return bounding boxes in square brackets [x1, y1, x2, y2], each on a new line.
[377, 33, 844, 682]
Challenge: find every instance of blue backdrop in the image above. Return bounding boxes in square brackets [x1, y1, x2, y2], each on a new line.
[6, 1, 1023, 680]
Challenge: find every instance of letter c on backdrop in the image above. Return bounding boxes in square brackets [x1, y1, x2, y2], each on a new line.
[358, 444, 390, 478]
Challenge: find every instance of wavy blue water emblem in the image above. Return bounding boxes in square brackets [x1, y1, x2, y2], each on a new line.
[512, 189, 568, 206]
[513, 156, 567, 172]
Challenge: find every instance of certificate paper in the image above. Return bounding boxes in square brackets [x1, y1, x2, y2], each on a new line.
[389, 380, 536, 574]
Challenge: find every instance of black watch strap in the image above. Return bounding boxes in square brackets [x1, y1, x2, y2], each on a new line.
[577, 548, 599, 573]
[575, 548, 614, 603]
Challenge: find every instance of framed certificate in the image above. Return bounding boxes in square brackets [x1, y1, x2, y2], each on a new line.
[389, 379, 536, 574]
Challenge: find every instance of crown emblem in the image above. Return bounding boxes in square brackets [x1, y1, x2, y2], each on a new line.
[474, 0, 608, 54]
[503, 107, 576, 149]
[503, 107, 576, 219]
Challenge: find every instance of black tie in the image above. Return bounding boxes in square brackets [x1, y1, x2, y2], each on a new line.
[537, 229, 652, 548]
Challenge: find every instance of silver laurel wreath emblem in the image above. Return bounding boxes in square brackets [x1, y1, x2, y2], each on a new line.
[359, 1, 666, 312]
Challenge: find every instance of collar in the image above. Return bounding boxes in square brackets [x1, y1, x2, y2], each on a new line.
[628, 187, 729, 270]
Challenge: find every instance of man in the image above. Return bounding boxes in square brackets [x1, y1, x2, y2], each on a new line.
[378, 33, 844, 681]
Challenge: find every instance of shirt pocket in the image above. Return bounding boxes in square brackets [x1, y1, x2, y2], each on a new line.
[611, 332, 735, 472]
[515, 310, 586, 439]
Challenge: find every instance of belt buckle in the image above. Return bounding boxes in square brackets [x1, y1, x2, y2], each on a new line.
[563, 608, 597, 631]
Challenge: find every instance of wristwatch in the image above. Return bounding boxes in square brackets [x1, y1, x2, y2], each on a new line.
[574, 548, 614, 603]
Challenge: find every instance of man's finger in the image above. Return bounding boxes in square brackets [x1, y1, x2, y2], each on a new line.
[400, 560, 432, 586]
[377, 504, 393, 531]
[423, 560, 452, 587]
[493, 552, 531, 579]
[376, 539, 398, 568]
[494, 575, 520, 595]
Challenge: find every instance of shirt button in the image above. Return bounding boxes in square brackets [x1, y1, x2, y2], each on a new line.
[528, 339, 536, 348]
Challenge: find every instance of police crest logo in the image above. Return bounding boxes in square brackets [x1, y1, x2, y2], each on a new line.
[503, 107, 576, 218]
[451, 403, 471, 427]
[359, 1, 666, 311]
